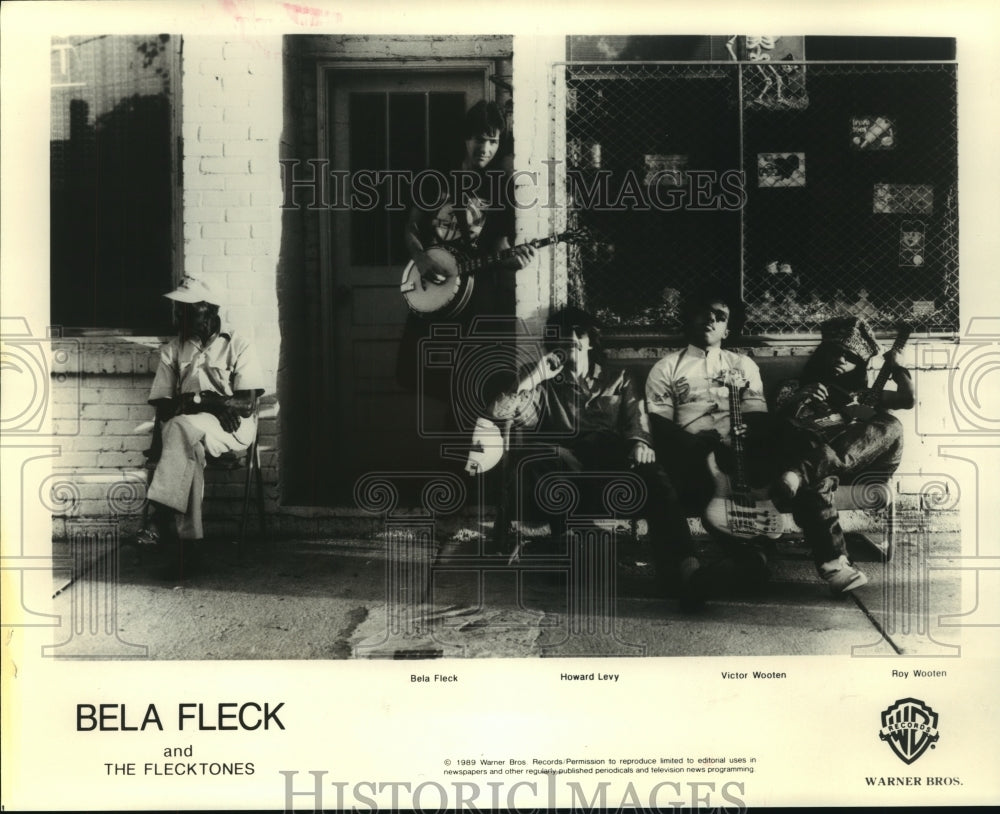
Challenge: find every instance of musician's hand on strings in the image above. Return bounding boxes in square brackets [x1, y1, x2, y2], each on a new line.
[416, 252, 449, 285]
[499, 244, 536, 271]
[884, 348, 911, 377]
[628, 441, 656, 466]
[881, 349, 915, 409]
[798, 382, 829, 404]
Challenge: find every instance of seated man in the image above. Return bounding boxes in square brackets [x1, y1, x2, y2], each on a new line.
[140, 276, 265, 577]
[770, 316, 914, 593]
[486, 307, 694, 591]
[645, 292, 771, 603]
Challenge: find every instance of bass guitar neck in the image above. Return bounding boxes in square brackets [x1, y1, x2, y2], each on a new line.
[702, 370, 784, 540]
[790, 324, 912, 440]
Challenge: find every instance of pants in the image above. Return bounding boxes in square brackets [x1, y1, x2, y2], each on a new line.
[774, 413, 903, 565]
[147, 412, 255, 540]
[510, 432, 695, 574]
[649, 413, 781, 571]
[777, 412, 904, 488]
[784, 479, 846, 566]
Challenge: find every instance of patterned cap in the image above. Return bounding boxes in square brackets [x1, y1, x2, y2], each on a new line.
[820, 315, 880, 361]
[164, 275, 220, 306]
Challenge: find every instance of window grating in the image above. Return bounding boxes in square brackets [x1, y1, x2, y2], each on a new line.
[561, 61, 958, 336]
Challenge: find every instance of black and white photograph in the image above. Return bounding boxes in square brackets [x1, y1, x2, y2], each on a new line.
[2, 1, 999, 810]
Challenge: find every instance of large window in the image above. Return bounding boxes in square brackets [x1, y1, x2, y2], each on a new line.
[560, 37, 958, 336]
[50, 35, 181, 334]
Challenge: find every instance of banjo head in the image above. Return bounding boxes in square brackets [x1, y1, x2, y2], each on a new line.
[400, 245, 474, 317]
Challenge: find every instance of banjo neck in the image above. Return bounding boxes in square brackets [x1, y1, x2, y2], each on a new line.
[401, 227, 587, 318]
[451, 234, 568, 276]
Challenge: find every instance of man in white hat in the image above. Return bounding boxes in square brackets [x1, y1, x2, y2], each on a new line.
[140, 275, 265, 577]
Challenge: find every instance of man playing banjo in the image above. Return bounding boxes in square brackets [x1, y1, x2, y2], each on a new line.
[395, 100, 534, 403]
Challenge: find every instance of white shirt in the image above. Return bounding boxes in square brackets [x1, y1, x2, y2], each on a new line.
[149, 326, 265, 401]
[645, 344, 766, 436]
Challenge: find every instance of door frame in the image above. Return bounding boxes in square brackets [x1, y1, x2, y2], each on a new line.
[314, 59, 496, 488]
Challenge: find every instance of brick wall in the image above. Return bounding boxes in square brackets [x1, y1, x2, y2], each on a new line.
[181, 36, 284, 529]
[49, 37, 286, 539]
[48, 337, 282, 540]
[182, 36, 282, 383]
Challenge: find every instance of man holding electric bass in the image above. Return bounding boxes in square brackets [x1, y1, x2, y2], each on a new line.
[645, 292, 774, 607]
[645, 298, 912, 600]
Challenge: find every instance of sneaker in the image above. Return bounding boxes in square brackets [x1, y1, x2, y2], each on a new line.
[818, 554, 868, 595]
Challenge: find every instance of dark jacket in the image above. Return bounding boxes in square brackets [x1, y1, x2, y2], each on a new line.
[489, 363, 651, 447]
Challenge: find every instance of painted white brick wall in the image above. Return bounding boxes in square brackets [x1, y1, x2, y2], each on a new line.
[182, 36, 283, 394]
[513, 35, 566, 326]
[47, 38, 286, 537]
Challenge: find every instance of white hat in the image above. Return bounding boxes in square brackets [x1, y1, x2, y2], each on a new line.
[164, 275, 221, 306]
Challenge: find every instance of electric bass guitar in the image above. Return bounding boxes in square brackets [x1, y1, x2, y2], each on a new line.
[789, 325, 912, 442]
[400, 228, 587, 319]
[703, 370, 785, 540]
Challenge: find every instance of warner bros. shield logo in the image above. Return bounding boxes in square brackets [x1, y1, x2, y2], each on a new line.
[878, 698, 941, 765]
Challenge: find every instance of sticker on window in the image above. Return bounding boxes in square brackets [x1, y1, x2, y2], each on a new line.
[851, 116, 896, 150]
[874, 183, 934, 214]
[757, 152, 805, 188]
[644, 154, 688, 187]
[899, 221, 926, 266]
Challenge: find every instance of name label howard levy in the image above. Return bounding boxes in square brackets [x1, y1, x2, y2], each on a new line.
[76, 702, 285, 731]
[560, 673, 620, 682]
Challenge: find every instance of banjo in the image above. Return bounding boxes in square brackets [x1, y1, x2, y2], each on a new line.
[399, 228, 586, 318]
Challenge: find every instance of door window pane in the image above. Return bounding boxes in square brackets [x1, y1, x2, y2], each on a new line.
[344, 90, 466, 267]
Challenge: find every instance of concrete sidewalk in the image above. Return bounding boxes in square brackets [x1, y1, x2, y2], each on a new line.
[47, 519, 961, 661]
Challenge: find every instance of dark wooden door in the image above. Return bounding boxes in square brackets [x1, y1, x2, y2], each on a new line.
[322, 67, 490, 500]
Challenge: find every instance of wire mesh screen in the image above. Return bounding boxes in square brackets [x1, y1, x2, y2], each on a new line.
[50, 35, 177, 332]
[563, 63, 742, 333]
[561, 62, 958, 335]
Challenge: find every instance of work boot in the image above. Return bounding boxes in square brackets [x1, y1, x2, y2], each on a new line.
[676, 556, 736, 611]
[732, 543, 771, 592]
[677, 556, 710, 612]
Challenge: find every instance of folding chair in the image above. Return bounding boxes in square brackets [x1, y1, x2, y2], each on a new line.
[141, 407, 266, 554]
